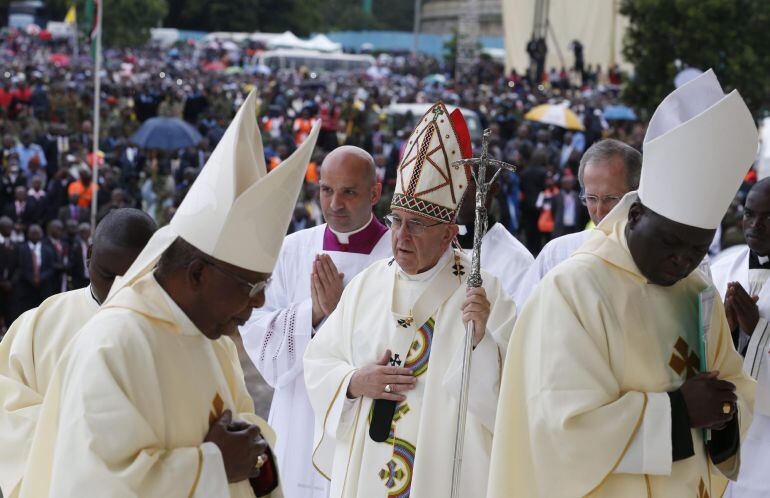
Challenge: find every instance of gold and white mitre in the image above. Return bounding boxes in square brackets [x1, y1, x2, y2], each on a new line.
[391, 102, 473, 223]
[639, 69, 758, 229]
[107, 90, 319, 300]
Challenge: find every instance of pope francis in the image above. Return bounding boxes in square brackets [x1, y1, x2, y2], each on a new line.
[18, 91, 319, 498]
[304, 102, 517, 498]
[487, 70, 757, 498]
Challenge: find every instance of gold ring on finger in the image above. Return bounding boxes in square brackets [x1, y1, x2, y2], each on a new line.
[255, 454, 267, 469]
[722, 402, 732, 414]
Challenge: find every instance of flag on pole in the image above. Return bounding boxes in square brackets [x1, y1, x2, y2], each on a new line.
[85, 0, 100, 58]
[64, 5, 76, 25]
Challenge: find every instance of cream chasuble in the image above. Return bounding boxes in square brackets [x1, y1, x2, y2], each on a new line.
[19, 273, 281, 498]
[0, 286, 98, 498]
[304, 249, 517, 498]
[487, 200, 755, 498]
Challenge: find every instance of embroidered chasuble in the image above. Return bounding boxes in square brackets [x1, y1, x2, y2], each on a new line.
[487, 200, 755, 498]
[19, 273, 281, 498]
[0, 287, 99, 498]
[304, 249, 517, 498]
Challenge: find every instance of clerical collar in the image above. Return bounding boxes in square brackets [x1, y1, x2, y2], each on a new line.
[397, 248, 453, 282]
[329, 214, 372, 243]
[323, 215, 388, 254]
[749, 250, 770, 270]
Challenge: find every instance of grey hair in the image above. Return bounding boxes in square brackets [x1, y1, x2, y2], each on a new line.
[577, 139, 642, 190]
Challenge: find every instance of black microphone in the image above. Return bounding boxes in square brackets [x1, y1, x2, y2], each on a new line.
[369, 400, 397, 442]
[369, 352, 403, 442]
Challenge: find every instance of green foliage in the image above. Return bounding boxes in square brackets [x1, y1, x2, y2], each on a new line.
[46, 0, 168, 47]
[164, 0, 414, 34]
[621, 0, 770, 118]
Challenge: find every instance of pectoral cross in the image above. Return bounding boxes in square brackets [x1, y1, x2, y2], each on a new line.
[389, 354, 402, 367]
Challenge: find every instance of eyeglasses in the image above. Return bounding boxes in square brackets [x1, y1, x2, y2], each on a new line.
[384, 214, 444, 235]
[579, 192, 624, 207]
[202, 259, 270, 298]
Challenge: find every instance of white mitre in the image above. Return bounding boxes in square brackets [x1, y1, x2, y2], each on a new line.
[639, 69, 758, 229]
[107, 90, 319, 299]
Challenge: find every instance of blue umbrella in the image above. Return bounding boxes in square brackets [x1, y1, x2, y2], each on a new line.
[603, 105, 638, 121]
[129, 117, 202, 150]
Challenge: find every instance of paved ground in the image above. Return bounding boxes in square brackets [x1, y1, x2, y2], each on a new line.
[231, 333, 274, 419]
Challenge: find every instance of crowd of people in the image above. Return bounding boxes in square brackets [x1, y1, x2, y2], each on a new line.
[0, 27, 753, 334]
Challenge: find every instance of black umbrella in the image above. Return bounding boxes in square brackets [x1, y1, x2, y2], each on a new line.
[130, 117, 203, 151]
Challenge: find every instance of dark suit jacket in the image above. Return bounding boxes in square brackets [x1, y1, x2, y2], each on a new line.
[0, 173, 28, 207]
[3, 199, 39, 226]
[58, 204, 90, 224]
[552, 190, 585, 237]
[0, 238, 17, 323]
[68, 236, 90, 290]
[44, 236, 68, 291]
[13, 241, 57, 315]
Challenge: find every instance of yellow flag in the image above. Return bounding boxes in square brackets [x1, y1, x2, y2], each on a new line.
[64, 5, 76, 25]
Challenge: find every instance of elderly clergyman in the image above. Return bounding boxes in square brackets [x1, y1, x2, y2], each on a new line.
[304, 102, 517, 498]
[19, 91, 319, 497]
[489, 70, 757, 497]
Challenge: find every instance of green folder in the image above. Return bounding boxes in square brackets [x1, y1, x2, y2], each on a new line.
[698, 286, 717, 444]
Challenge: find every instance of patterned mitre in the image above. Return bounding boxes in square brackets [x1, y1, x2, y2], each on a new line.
[391, 102, 473, 223]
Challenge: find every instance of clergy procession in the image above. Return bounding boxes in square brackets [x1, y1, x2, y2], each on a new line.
[0, 64, 767, 498]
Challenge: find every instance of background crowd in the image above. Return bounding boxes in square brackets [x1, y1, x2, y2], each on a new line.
[0, 27, 755, 334]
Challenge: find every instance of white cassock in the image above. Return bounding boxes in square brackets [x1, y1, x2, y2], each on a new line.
[518, 230, 713, 305]
[459, 222, 533, 302]
[304, 249, 517, 498]
[19, 272, 281, 498]
[241, 218, 391, 498]
[0, 286, 98, 498]
[712, 245, 770, 498]
[515, 230, 588, 304]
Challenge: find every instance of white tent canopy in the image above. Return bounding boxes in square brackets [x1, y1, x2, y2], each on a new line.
[266, 31, 342, 53]
[309, 34, 342, 53]
[267, 31, 306, 50]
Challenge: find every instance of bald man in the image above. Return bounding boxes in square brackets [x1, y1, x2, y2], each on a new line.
[0, 208, 157, 498]
[712, 178, 770, 497]
[240, 146, 392, 498]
